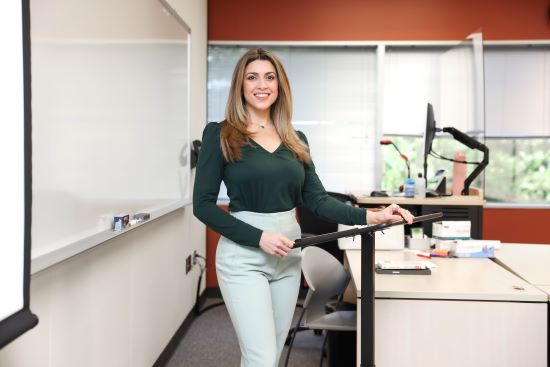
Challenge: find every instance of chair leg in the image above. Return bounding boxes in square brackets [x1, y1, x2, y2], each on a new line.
[283, 308, 306, 367]
[319, 331, 328, 367]
[285, 325, 307, 345]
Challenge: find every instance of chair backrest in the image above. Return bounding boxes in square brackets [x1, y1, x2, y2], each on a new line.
[296, 192, 354, 263]
[301, 246, 351, 324]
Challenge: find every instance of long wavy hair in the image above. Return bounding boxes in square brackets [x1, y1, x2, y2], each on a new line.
[220, 48, 311, 164]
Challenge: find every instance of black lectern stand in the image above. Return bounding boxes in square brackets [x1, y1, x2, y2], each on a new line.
[294, 212, 443, 367]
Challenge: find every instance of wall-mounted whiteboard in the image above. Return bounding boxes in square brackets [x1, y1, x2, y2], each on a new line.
[31, 0, 191, 272]
[0, 0, 38, 348]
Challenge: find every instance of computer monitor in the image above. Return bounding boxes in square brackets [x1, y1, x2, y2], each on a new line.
[422, 102, 489, 195]
[423, 102, 437, 183]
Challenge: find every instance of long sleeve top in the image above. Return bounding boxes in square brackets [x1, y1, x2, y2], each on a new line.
[192, 122, 367, 247]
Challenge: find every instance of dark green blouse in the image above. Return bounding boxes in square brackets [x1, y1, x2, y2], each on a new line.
[192, 122, 367, 247]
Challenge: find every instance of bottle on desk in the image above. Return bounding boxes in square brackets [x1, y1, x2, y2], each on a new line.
[404, 178, 415, 198]
[414, 172, 426, 199]
[452, 151, 467, 195]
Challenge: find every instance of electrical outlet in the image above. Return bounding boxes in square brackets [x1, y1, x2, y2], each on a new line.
[186, 255, 192, 274]
[192, 250, 198, 265]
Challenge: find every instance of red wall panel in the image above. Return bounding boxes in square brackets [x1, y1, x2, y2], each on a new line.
[483, 207, 550, 244]
[206, 205, 228, 287]
[209, 0, 550, 41]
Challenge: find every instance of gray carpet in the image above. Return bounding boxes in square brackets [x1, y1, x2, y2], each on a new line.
[166, 298, 325, 367]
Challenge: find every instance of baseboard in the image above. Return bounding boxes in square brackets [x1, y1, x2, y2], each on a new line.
[153, 291, 209, 367]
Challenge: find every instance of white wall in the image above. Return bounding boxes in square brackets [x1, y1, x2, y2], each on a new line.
[0, 0, 207, 366]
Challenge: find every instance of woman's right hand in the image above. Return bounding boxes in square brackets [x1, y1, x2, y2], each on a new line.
[259, 231, 294, 257]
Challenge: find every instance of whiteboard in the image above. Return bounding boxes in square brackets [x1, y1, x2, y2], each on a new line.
[30, 0, 191, 271]
[0, 0, 38, 348]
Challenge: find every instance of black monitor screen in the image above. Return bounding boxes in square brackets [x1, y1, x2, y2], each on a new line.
[423, 102, 436, 181]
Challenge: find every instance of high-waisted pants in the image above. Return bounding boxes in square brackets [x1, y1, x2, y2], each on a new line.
[216, 209, 302, 367]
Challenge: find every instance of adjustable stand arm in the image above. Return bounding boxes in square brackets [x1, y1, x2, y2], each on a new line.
[441, 127, 489, 195]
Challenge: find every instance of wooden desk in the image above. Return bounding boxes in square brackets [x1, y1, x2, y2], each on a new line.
[346, 250, 548, 367]
[494, 243, 550, 286]
[351, 193, 485, 207]
[351, 191, 485, 238]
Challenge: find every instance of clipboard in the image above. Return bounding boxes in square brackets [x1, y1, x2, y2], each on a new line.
[375, 268, 432, 275]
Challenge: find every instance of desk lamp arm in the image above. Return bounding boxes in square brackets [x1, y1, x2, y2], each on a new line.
[441, 127, 489, 195]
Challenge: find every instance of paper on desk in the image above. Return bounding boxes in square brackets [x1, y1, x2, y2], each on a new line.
[376, 260, 438, 270]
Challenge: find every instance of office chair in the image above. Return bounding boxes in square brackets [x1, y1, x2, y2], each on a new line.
[284, 246, 357, 367]
[297, 191, 354, 263]
[285, 192, 354, 344]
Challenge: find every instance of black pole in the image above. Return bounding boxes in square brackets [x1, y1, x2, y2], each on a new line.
[361, 233, 375, 367]
[292, 212, 443, 367]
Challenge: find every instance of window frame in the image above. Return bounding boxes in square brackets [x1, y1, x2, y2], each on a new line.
[208, 40, 550, 208]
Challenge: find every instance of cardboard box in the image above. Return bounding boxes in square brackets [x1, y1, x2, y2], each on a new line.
[375, 224, 405, 250]
[406, 236, 431, 250]
[432, 221, 471, 239]
[337, 224, 405, 250]
[434, 238, 457, 251]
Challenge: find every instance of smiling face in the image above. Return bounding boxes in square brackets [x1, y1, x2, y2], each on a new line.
[242, 59, 279, 117]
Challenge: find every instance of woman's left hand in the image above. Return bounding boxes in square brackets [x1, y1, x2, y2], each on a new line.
[367, 203, 414, 225]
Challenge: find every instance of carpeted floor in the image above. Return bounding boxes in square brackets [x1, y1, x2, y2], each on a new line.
[166, 298, 325, 367]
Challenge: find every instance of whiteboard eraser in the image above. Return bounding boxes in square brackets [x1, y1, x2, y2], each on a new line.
[133, 213, 150, 221]
[114, 214, 130, 231]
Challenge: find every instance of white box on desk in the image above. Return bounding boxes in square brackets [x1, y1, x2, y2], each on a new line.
[451, 240, 500, 258]
[406, 236, 431, 250]
[434, 238, 457, 251]
[337, 224, 404, 250]
[432, 221, 471, 239]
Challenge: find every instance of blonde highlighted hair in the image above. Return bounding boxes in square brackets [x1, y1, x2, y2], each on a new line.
[220, 48, 311, 164]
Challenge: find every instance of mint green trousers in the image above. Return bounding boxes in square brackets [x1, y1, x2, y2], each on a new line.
[216, 209, 302, 367]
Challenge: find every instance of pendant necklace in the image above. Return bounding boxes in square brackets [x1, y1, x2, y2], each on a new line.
[252, 121, 267, 129]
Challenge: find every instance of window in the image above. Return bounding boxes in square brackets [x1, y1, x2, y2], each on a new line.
[483, 45, 550, 203]
[208, 46, 377, 195]
[208, 42, 550, 205]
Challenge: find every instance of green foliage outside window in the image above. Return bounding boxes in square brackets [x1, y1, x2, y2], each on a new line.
[486, 138, 550, 202]
[381, 136, 550, 203]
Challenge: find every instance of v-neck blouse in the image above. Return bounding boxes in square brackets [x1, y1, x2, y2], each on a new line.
[249, 138, 282, 154]
[192, 121, 367, 247]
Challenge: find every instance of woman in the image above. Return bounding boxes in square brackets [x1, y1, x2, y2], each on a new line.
[193, 48, 413, 367]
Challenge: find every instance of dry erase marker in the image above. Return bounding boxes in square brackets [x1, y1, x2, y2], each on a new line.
[415, 250, 431, 259]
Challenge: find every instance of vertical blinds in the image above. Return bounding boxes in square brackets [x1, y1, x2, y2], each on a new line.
[208, 46, 377, 194]
[484, 46, 550, 137]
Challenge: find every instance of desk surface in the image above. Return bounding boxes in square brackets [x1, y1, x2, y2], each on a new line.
[346, 250, 546, 302]
[351, 192, 485, 206]
[494, 243, 550, 286]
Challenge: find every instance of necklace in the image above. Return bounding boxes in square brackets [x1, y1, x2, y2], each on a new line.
[251, 121, 267, 129]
